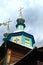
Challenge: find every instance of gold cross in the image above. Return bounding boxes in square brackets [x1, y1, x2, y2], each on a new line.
[19, 7, 23, 18]
[6, 18, 11, 33]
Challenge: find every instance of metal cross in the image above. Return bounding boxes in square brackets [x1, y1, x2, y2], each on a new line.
[7, 18, 11, 33]
[19, 7, 23, 18]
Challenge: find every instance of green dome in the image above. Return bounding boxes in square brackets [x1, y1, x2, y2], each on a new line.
[17, 18, 25, 24]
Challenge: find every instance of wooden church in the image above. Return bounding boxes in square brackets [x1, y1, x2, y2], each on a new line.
[0, 8, 43, 65]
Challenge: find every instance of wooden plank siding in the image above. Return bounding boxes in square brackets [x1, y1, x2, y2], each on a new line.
[0, 41, 43, 65]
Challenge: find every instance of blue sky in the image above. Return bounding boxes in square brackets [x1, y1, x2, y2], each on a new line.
[0, 0, 43, 47]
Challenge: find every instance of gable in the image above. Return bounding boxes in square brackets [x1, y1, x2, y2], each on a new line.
[7, 32, 35, 48]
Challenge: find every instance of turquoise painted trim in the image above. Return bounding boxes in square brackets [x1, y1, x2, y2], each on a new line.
[15, 38, 19, 43]
[25, 37, 32, 47]
[10, 37, 19, 43]
[7, 32, 35, 45]
[10, 36, 33, 47]
[21, 35, 25, 45]
[18, 25, 24, 30]
[10, 37, 12, 42]
[3, 38, 7, 65]
[25, 37, 30, 41]
[29, 38, 32, 46]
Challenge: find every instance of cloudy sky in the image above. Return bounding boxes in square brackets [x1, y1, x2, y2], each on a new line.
[0, 0, 43, 47]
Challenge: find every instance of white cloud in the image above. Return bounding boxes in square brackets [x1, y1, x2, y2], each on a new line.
[0, 7, 10, 22]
